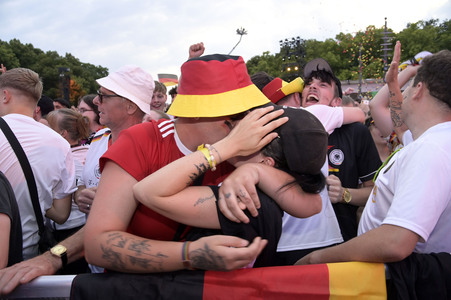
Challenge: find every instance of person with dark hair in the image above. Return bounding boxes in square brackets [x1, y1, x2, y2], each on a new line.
[242, 70, 368, 265]
[134, 105, 327, 267]
[77, 94, 103, 142]
[168, 85, 178, 102]
[53, 98, 71, 110]
[34, 95, 55, 126]
[297, 42, 451, 265]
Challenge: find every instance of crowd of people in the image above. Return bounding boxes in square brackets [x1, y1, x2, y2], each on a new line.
[0, 40, 450, 297]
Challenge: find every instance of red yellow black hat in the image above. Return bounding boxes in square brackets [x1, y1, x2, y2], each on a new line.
[167, 54, 269, 117]
[262, 77, 304, 104]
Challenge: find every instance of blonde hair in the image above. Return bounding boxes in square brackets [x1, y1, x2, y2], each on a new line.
[0, 68, 43, 102]
[47, 108, 90, 142]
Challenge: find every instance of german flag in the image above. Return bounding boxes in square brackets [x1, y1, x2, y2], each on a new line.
[71, 262, 386, 299]
[158, 73, 178, 86]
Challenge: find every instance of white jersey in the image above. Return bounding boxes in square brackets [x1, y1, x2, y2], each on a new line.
[78, 128, 111, 188]
[277, 105, 344, 251]
[0, 114, 76, 259]
[52, 144, 89, 230]
[358, 122, 451, 253]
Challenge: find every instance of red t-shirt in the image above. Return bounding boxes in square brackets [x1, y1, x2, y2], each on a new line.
[100, 119, 234, 241]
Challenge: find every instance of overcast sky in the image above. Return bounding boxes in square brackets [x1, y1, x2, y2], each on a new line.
[1, 0, 450, 80]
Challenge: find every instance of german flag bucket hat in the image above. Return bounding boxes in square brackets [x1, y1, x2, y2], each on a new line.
[167, 54, 269, 117]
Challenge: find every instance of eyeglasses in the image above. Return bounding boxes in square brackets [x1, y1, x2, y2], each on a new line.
[96, 90, 122, 103]
[78, 108, 93, 113]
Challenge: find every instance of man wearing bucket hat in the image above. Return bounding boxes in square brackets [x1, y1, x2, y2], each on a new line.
[82, 53, 289, 274]
[76, 65, 154, 216]
[0, 55, 278, 293]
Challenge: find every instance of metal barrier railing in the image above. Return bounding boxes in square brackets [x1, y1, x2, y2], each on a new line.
[1, 275, 75, 300]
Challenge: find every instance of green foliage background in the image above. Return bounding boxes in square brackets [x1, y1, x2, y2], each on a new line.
[1, 18, 450, 103]
[246, 19, 451, 81]
[0, 39, 108, 104]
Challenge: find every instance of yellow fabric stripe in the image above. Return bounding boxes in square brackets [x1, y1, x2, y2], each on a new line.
[328, 262, 386, 299]
[167, 84, 269, 118]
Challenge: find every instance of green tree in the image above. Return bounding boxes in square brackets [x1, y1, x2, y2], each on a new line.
[0, 41, 20, 68]
[246, 51, 283, 78]
[0, 39, 108, 103]
[395, 19, 441, 60]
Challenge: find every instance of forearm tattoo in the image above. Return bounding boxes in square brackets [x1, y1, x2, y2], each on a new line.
[190, 243, 226, 271]
[389, 89, 404, 128]
[101, 232, 168, 272]
[194, 194, 215, 207]
[187, 160, 209, 186]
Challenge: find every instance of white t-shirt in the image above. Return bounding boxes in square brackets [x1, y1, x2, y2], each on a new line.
[52, 144, 89, 230]
[277, 105, 344, 251]
[78, 128, 111, 188]
[0, 114, 76, 259]
[358, 122, 451, 253]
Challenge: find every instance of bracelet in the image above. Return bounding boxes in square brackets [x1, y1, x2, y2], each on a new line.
[205, 144, 216, 171]
[181, 241, 195, 270]
[197, 144, 217, 171]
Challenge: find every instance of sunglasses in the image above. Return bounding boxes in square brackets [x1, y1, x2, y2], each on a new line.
[96, 90, 122, 103]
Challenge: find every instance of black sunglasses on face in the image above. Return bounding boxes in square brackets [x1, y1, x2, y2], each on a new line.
[96, 90, 121, 103]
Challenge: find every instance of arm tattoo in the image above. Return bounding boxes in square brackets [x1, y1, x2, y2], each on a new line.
[194, 193, 215, 207]
[389, 89, 404, 128]
[102, 232, 169, 272]
[190, 243, 226, 271]
[390, 100, 403, 128]
[187, 162, 209, 185]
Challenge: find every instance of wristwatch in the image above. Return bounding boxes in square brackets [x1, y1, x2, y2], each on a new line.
[50, 244, 68, 269]
[342, 188, 352, 204]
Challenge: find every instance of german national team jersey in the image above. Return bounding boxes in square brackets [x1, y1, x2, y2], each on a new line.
[100, 119, 234, 242]
[328, 122, 381, 241]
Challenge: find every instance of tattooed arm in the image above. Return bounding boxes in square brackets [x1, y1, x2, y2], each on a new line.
[133, 106, 288, 228]
[369, 41, 418, 138]
[386, 41, 410, 143]
[84, 107, 285, 273]
[84, 161, 267, 272]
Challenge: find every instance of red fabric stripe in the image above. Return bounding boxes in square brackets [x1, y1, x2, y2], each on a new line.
[159, 78, 178, 83]
[178, 57, 253, 96]
[203, 265, 330, 300]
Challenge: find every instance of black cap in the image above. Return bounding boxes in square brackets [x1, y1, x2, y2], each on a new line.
[259, 102, 328, 175]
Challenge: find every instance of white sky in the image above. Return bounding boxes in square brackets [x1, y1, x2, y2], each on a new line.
[1, 0, 450, 80]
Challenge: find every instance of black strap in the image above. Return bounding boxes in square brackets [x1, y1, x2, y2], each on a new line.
[0, 117, 45, 235]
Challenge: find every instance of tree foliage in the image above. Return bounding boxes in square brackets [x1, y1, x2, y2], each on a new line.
[0, 39, 108, 105]
[245, 18, 450, 83]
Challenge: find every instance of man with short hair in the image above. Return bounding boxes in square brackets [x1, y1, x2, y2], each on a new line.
[0, 67, 75, 260]
[297, 45, 451, 265]
[301, 59, 381, 242]
[0, 54, 281, 295]
[150, 81, 168, 111]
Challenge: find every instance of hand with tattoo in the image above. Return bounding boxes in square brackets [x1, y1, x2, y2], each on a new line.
[190, 236, 267, 271]
[218, 164, 262, 223]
